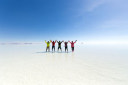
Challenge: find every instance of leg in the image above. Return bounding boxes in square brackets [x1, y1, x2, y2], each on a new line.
[52, 46, 53, 52]
[58, 47, 59, 52]
[54, 46, 55, 52]
[46, 47, 47, 52]
[65, 47, 68, 52]
[47, 47, 49, 52]
[49, 47, 50, 52]
[72, 47, 74, 52]
[60, 47, 62, 52]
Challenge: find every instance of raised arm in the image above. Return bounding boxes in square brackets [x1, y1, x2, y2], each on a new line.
[74, 40, 77, 43]
[61, 40, 64, 43]
[68, 41, 71, 43]
[45, 40, 47, 44]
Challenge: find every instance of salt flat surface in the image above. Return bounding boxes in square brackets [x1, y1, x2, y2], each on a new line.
[0, 44, 128, 85]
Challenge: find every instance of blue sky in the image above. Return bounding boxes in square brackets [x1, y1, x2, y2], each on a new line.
[0, 0, 128, 42]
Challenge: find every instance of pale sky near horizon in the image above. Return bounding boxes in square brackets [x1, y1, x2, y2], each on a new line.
[0, 0, 128, 42]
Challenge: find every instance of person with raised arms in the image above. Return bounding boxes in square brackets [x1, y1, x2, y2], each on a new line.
[45, 40, 51, 52]
[50, 40, 57, 52]
[57, 40, 63, 52]
[63, 40, 68, 53]
[69, 40, 77, 52]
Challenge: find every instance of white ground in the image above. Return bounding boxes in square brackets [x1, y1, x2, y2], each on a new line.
[0, 44, 128, 85]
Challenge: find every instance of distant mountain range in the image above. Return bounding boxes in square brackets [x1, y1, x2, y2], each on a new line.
[0, 42, 43, 45]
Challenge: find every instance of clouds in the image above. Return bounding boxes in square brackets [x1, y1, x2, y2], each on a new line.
[0, 0, 128, 42]
[86, 0, 106, 12]
[70, 0, 128, 41]
[99, 19, 128, 29]
[73, 0, 128, 17]
[70, 0, 106, 17]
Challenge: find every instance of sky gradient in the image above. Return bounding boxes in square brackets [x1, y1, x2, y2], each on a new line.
[0, 0, 128, 42]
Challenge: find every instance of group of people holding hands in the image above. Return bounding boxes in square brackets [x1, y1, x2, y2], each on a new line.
[45, 40, 77, 53]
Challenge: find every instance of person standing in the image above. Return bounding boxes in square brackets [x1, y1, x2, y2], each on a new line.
[57, 41, 63, 52]
[50, 40, 56, 52]
[45, 40, 51, 52]
[63, 41, 68, 53]
[69, 40, 77, 52]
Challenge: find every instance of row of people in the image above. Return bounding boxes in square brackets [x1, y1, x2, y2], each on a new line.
[45, 40, 77, 52]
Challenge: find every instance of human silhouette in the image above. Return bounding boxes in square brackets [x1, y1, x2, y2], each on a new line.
[50, 40, 56, 52]
[57, 41, 63, 52]
[69, 40, 77, 52]
[45, 40, 51, 52]
[63, 41, 68, 53]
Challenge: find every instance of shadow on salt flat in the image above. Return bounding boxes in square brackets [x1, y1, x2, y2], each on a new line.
[36, 51, 72, 53]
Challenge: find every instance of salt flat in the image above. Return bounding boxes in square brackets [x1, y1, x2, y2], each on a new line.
[0, 44, 128, 85]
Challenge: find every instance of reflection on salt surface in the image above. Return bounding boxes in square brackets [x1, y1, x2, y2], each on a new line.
[0, 44, 128, 85]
